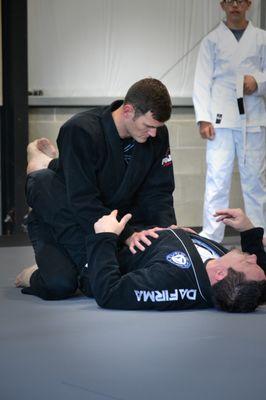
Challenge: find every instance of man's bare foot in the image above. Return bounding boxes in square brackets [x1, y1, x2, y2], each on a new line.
[27, 138, 57, 174]
[36, 138, 57, 158]
[15, 264, 38, 288]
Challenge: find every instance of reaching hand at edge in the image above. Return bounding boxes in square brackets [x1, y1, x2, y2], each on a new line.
[214, 208, 254, 232]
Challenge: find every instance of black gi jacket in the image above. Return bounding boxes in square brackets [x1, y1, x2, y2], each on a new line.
[49, 101, 176, 240]
[82, 227, 265, 311]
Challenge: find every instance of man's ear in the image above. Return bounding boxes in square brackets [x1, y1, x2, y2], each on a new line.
[215, 268, 227, 282]
[123, 104, 135, 119]
[220, 1, 226, 12]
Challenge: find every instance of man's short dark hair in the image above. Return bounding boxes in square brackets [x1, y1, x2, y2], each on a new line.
[212, 268, 266, 313]
[124, 78, 172, 122]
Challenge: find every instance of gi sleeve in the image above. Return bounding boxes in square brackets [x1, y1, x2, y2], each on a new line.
[252, 33, 266, 97]
[193, 37, 215, 124]
[56, 122, 112, 234]
[133, 127, 176, 228]
[84, 233, 190, 310]
[240, 228, 266, 274]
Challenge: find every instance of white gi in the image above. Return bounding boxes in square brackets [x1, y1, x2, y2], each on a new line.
[193, 21, 266, 242]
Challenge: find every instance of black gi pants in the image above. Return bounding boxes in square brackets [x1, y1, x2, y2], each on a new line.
[23, 170, 92, 300]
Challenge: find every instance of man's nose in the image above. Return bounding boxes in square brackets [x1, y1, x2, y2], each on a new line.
[148, 128, 157, 137]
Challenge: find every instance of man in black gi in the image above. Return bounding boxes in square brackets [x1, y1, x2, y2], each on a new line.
[18, 78, 177, 299]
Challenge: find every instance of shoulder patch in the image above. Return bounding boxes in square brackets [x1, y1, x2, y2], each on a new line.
[162, 148, 172, 167]
[166, 251, 191, 269]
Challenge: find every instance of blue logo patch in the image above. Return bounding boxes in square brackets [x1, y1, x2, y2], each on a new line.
[166, 251, 191, 269]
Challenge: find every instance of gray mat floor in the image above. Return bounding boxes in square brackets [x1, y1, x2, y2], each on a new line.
[1, 245, 266, 400]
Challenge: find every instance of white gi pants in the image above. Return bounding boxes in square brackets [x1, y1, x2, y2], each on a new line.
[200, 128, 266, 243]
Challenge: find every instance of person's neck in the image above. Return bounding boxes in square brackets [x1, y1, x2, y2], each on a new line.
[112, 106, 129, 139]
[225, 18, 248, 30]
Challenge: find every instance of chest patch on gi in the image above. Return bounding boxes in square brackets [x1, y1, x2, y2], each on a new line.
[166, 251, 191, 269]
[215, 113, 223, 124]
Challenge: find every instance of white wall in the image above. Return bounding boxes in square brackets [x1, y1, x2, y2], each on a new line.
[28, 0, 261, 98]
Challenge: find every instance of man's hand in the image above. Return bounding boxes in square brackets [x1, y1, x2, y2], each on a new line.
[244, 75, 258, 95]
[126, 228, 161, 254]
[94, 210, 132, 235]
[214, 208, 254, 232]
[199, 121, 215, 140]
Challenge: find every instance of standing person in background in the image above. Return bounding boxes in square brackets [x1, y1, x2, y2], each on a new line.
[193, 0, 266, 246]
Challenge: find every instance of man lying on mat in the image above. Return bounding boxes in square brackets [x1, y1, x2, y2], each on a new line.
[16, 205, 266, 313]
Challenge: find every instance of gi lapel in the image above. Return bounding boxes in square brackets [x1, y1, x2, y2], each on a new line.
[114, 140, 154, 201]
[169, 229, 214, 306]
[100, 105, 127, 201]
[221, 21, 254, 70]
[189, 233, 227, 256]
[102, 106, 154, 207]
